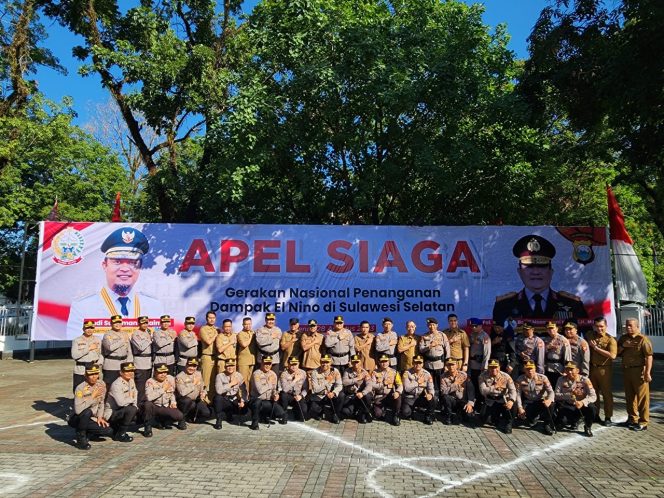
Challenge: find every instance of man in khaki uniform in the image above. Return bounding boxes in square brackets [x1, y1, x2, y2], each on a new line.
[250, 356, 286, 429]
[199, 311, 219, 395]
[585, 316, 617, 425]
[479, 359, 517, 434]
[418, 317, 450, 394]
[301, 319, 324, 371]
[543, 321, 572, 388]
[371, 354, 403, 425]
[440, 358, 475, 426]
[354, 321, 376, 372]
[341, 354, 374, 423]
[515, 360, 555, 435]
[324, 315, 355, 375]
[71, 320, 102, 392]
[237, 317, 256, 392]
[256, 313, 282, 374]
[563, 320, 590, 376]
[617, 318, 653, 431]
[176, 317, 199, 374]
[374, 317, 398, 368]
[175, 358, 212, 428]
[152, 315, 177, 375]
[214, 358, 248, 429]
[102, 315, 133, 387]
[308, 354, 344, 423]
[106, 361, 138, 442]
[143, 363, 184, 437]
[70, 362, 113, 450]
[215, 319, 237, 372]
[442, 314, 470, 371]
[280, 318, 303, 368]
[397, 321, 418, 372]
[279, 356, 309, 421]
[401, 355, 435, 425]
[554, 361, 597, 437]
[130, 315, 153, 404]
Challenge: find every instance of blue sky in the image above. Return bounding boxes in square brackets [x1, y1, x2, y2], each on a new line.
[35, 0, 549, 126]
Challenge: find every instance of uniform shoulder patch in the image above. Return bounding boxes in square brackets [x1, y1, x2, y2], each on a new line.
[496, 291, 518, 302]
[557, 290, 582, 302]
[75, 390, 83, 398]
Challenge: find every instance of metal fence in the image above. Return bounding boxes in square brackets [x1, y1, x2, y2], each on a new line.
[644, 306, 664, 337]
[0, 305, 33, 337]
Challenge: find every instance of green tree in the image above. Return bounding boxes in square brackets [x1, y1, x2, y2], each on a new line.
[522, 0, 664, 238]
[44, 0, 245, 221]
[210, 0, 542, 225]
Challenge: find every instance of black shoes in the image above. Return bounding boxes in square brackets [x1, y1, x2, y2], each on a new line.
[177, 420, 187, 430]
[214, 419, 223, 430]
[602, 418, 614, 427]
[504, 423, 513, 434]
[143, 424, 153, 438]
[113, 431, 133, 443]
[632, 424, 648, 432]
[442, 416, 452, 426]
[279, 417, 288, 425]
[75, 432, 91, 450]
[424, 415, 433, 425]
[392, 415, 401, 427]
[250, 421, 259, 430]
[543, 424, 554, 436]
[331, 414, 340, 424]
[584, 425, 593, 437]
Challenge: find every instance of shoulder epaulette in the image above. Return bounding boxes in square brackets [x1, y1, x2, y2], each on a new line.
[496, 291, 518, 302]
[557, 290, 582, 302]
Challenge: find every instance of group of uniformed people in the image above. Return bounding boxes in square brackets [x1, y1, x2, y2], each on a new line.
[70, 311, 654, 450]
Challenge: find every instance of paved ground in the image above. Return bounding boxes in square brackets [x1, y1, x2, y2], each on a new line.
[0, 358, 663, 498]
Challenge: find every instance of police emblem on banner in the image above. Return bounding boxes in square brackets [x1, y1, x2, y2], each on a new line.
[572, 240, 595, 265]
[52, 227, 85, 265]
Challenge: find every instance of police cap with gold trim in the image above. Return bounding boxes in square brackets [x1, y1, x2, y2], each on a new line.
[513, 234, 556, 265]
[101, 227, 149, 260]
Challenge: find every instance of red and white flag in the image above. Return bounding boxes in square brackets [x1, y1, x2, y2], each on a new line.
[111, 192, 122, 222]
[607, 185, 647, 302]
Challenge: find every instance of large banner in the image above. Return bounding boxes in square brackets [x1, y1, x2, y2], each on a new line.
[32, 222, 616, 340]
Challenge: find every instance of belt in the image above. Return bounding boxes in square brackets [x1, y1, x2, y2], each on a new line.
[425, 354, 443, 362]
[623, 365, 644, 369]
[154, 353, 172, 357]
[75, 361, 88, 366]
[201, 353, 215, 356]
[259, 348, 278, 356]
[106, 355, 127, 360]
[329, 351, 350, 358]
[451, 357, 463, 361]
[135, 353, 152, 357]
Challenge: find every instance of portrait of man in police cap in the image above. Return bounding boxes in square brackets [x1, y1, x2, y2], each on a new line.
[492, 234, 588, 327]
[65, 227, 164, 338]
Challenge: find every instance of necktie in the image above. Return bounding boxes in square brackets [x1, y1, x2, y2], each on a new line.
[118, 297, 129, 316]
[533, 294, 544, 316]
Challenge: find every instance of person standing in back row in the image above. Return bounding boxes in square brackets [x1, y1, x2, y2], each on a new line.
[325, 315, 355, 376]
[617, 318, 653, 431]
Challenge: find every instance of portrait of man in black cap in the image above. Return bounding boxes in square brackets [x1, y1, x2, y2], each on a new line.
[492, 234, 588, 328]
[66, 227, 164, 338]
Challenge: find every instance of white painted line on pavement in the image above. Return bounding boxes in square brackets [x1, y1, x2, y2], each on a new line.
[0, 472, 30, 494]
[290, 422, 459, 487]
[291, 421, 607, 498]
[0, 420, 62, 431]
